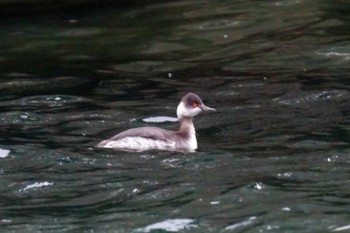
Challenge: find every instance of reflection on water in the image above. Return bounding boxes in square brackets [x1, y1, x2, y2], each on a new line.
[0, 0, 350, 232]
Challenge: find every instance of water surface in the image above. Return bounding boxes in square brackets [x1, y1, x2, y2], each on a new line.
[0, 0, 350, 232]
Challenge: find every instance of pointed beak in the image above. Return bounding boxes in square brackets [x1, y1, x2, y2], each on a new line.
[200, 104, 216, 112]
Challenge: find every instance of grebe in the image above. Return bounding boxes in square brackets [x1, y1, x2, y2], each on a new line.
[97, 93, 215, 152]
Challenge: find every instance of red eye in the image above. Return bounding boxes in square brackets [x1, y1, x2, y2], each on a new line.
[193, 102, 198, 107]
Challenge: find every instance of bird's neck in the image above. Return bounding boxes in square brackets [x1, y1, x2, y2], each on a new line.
[178, 117, 195, 135]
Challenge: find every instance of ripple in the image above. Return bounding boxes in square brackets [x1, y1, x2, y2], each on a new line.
[0, 76, 92, 97]
[263, 0, 301, 6]
[215, 91, 239, 96]
[0, 111, 42, 125]
[142, 42, 190, 54]
[287, 140, 329, 149]
[57, 28, 102, 37]
[317, 46, 350, 60]
[273, 90, 348, 105]
[3, 72, 37, 78]
[62, 55, 94, 61]
[199, 19, 240, 30]
[286, 140, 347, 150]
[21, 95, 87, 107]
[113, 61, 193, 73]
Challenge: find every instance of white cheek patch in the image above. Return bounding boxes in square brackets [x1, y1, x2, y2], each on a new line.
[192, 107, 202, 116]
[177, 102, 202, 118]
[177, 102, 187, 118]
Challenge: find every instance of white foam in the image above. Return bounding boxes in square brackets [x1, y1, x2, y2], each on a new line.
[21, 182, 53, 192]
[332, 224, 350, 232]
[254, 182, 264, 190]
[317, 47, 350, 60]
[0, 148, 10, 158]
[224, 216, 257, 231]
[318, 51, 350, 59]
[135, 219, 196, 232]
[1, 219, 12, 223]
[282, 207, 291, 211]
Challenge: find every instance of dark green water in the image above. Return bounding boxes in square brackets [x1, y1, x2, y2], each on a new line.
[1, 0, 350, 232]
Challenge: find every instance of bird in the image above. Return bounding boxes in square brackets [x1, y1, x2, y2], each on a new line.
[96, 93, 216, 152]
